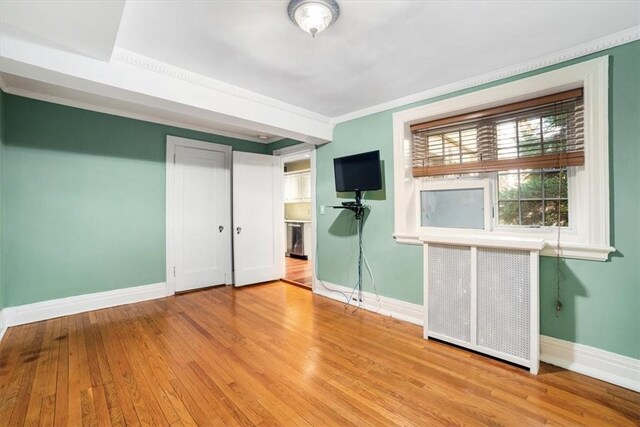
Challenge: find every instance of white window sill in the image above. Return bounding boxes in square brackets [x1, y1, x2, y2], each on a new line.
[540, 243, 615, 262]
[419, 233, 546, 251]
[394, 232, 615, 261]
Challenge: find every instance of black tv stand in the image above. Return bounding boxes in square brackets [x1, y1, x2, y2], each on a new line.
[332, 190, 366, 219]
[332, 203, 365, 219]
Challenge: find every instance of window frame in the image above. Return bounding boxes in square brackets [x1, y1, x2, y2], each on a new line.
[493, 168, 574, 231]
[392, 56, 614, 261]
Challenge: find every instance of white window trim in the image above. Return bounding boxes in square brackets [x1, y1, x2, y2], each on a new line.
[392, 56, 614, 261]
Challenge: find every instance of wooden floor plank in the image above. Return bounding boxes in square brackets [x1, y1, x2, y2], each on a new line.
[0, 324, 33, 417]
[24, 319, 55, 425]
[7, 322, 47, 425]
[0, 281, 638, 427]
[53, 316, 70, 426]
[284, 256, 312, 288]
[106, 306, 171, 426]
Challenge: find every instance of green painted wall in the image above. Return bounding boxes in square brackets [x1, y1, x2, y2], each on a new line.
[316, 41, 640, 359]
[266, 138, 306, 153]
[3, 94, 269, 307]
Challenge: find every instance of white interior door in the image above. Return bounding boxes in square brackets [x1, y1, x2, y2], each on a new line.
[233, 152, 284, 286]
[174, 145, 230, 292]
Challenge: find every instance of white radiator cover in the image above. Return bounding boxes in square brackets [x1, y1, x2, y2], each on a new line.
[423, 238, 542, 373]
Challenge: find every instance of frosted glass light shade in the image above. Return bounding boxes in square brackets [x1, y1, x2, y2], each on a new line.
[288, 0, 340, 37]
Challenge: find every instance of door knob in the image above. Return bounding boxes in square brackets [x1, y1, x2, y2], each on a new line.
[236, 227, 242, 234]
[219, 225, 224, 233]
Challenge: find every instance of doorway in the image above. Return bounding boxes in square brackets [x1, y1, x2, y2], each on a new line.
[276, 146, 316, 289]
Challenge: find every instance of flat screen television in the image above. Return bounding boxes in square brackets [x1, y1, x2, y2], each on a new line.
[333, 150, 381, 204]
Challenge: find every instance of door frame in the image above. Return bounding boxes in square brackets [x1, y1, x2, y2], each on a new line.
[273, 144, 317, 292]
[166, 135, 233, 296]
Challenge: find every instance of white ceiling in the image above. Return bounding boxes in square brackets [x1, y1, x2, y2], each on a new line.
[0, 0, 125, 60]
[115, 1, 640, 117]
[0, 1, 639, 143]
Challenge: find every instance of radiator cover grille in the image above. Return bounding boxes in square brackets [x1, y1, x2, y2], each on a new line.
[427, 244, 471, 343]
[476, 247, 531, 360]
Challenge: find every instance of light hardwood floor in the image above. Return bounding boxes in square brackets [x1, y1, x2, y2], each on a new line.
[0, 282, 638, 426]
[284, 256, 312, 288]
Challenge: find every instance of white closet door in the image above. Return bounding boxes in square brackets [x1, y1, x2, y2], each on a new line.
[233, 152, 284, 286]
[174, 145, 229, 291]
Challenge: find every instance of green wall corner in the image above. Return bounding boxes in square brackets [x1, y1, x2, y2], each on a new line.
[266, 138, 306, 153]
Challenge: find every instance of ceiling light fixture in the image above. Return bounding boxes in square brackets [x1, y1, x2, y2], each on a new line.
[288, 0, 340, 38]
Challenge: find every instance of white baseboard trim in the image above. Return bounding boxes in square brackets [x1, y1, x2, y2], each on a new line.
[2, 282, 167, 329]
[313, 280, 423, 326]
[540, 335, 639, 392]
[314, 281, 639, 392]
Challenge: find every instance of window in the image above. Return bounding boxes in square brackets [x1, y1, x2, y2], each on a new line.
[412, 89, 582, 230]
[497, 168, 568, 227]
[392, 57, 613, 260]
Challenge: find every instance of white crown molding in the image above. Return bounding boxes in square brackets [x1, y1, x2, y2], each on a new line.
[0, 85, 277, 144]
[112, 48, 331, 125]
[3, 25, 636, 141]
[334, 26, 640, 124]
[2, 282, 166, 328]
[314, 281, 639, 392]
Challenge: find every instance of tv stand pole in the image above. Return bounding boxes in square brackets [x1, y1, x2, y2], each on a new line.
[331, 193, 368, 300]
[356, 214, 363, 299]
[347, 205, 365, 220]
[354, 190, 362, 206]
